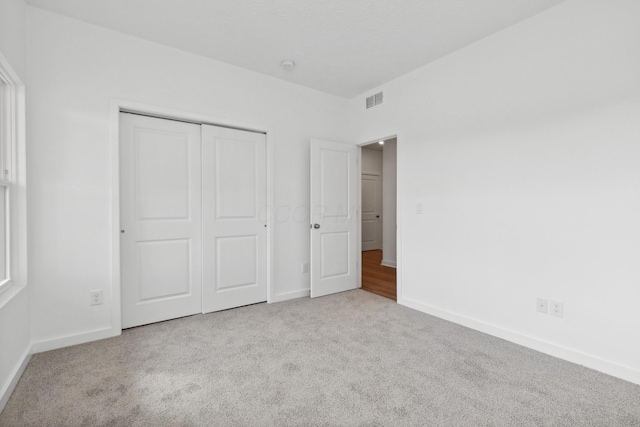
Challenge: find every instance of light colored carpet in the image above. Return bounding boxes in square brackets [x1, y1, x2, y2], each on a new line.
[1, 290, 639, 426]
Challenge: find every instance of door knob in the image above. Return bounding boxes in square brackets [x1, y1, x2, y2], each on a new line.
[313, 224, 320, 229]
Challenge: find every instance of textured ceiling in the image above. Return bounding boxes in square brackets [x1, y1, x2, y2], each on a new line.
[26, 0, 565, 98]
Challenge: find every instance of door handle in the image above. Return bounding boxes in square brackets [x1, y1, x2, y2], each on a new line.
[313, 224, 320, 229]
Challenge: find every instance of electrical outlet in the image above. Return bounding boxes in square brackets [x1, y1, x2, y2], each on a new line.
[90, 290, 103, 306]
[416, 203, 423, 214]
[550, 300, 563, 318]
[301, 262, 309, 273]
[536, 298, 548, 314]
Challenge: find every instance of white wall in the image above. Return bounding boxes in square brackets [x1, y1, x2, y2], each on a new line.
[349, 0, 640, 384]
[361, 146, 382, 175]
[382, 138, 397, 266]
[0, 0, 31, 411]
[27, 7, 350, 349]
[0, 0, 27, 81]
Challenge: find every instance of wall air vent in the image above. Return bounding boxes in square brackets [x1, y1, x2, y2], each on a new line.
[366, 92, 383, 109]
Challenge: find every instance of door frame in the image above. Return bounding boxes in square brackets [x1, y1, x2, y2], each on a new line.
[357, 134, 401, 301]
[110, 99, 275, 334]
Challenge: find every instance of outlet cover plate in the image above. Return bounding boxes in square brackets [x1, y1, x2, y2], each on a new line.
[536, 298, 548, 314]
[90, 290, 103, 306]
[550, 300, 564, 317]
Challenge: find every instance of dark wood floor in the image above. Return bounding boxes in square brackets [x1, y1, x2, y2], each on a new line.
[361, 250, 396, 300]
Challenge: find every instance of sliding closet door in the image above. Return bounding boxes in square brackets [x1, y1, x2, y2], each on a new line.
[120, 113, 202, 328]
[201, 125, 267, 313]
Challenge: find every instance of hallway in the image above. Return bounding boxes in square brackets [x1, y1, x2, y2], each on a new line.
[361, 250, 396, 300]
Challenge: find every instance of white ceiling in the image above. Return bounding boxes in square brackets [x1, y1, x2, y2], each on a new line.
[26, 0, 565, 98]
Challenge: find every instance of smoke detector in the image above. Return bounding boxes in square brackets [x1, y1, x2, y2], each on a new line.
[281, 60, 296, 70]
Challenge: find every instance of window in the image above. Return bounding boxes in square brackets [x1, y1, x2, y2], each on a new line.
[0, 80, 10, 292]
[0, 55, 22, 297]
[0, 185, 6, 283]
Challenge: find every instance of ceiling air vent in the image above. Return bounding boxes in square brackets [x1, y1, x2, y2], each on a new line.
[366, 92, 383, 109]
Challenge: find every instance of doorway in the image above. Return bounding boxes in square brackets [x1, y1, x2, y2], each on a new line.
[360, 138, 397, 300]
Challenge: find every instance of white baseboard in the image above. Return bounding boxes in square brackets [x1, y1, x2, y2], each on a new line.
[0, 348, 31, 413]
[272, 289, 310, 303]
[399, 296, 640, 386]
[31, 327, 120, 354]
[380, 259, 396, 268]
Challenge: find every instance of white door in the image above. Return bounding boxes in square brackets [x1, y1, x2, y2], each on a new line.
[120, 113, 202, 328]
[310, 139, 359, 298]
[202, 125, 267, 313]
[361, 174, 382, 251]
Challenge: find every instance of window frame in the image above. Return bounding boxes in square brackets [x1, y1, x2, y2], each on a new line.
[0, 183, 9, 289]
[0, 53, 24, 298]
